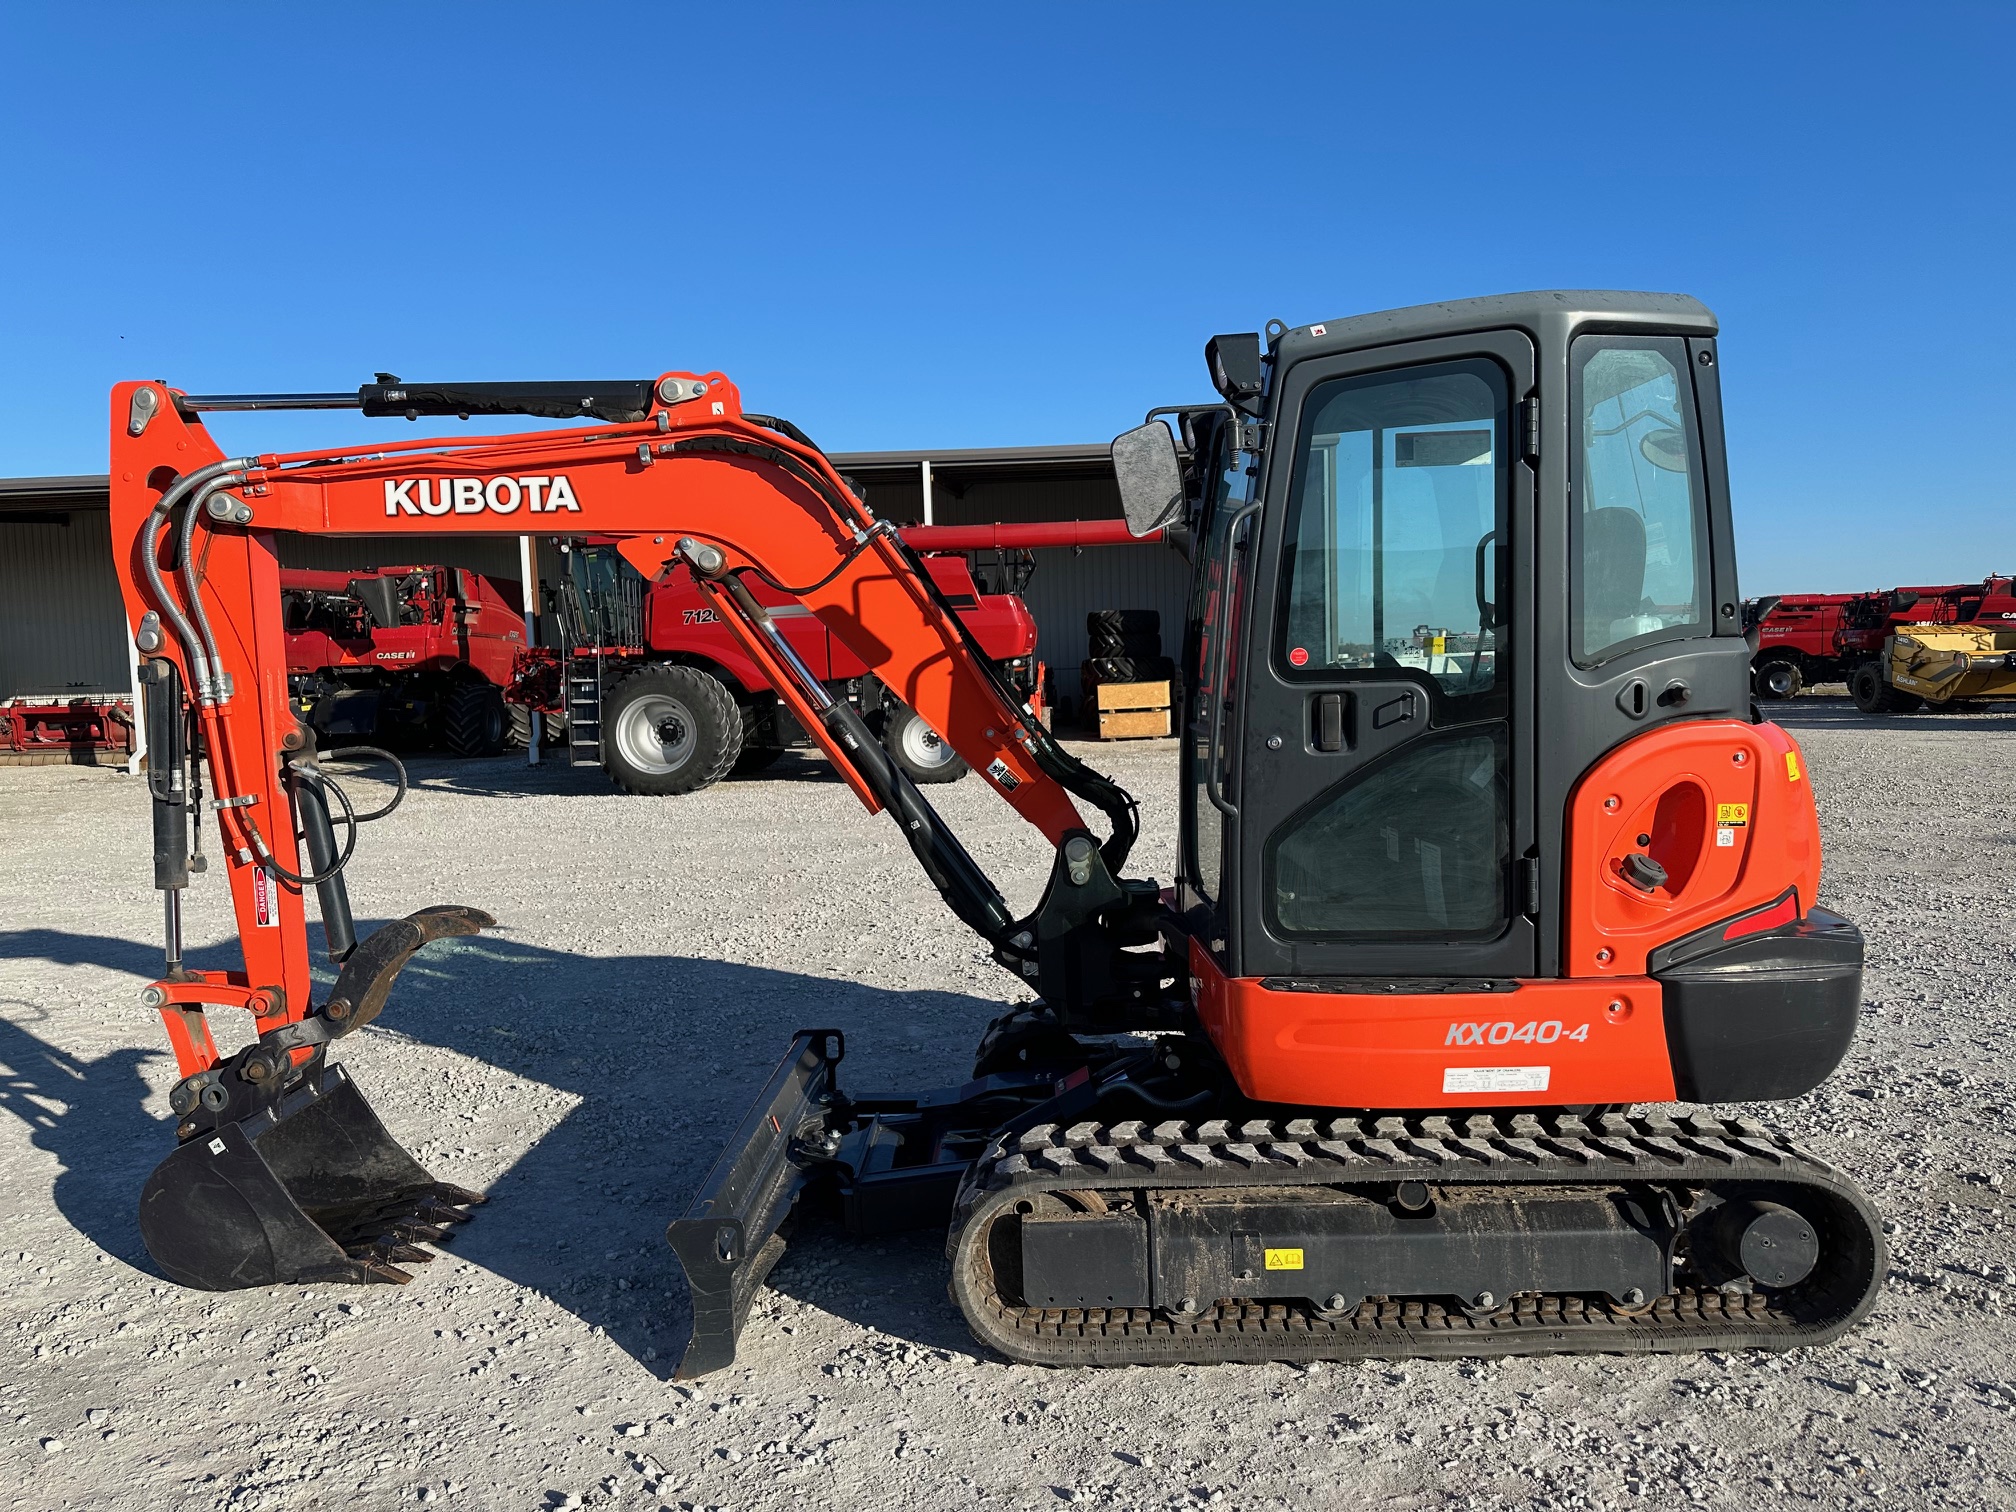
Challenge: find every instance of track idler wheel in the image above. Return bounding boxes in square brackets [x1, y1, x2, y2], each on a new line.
[1705, 1198, 1821, 1289]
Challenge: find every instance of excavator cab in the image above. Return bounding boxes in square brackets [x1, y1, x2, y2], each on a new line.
[105, 292, 1882, 1380]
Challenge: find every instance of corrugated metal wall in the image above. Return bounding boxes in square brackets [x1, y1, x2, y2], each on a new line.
[0, 511, 131, 697]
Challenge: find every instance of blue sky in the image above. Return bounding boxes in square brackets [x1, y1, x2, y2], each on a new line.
[2, 3, 2010, 594]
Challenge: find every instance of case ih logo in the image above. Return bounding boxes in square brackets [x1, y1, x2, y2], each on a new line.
[383, 475, 581, 517]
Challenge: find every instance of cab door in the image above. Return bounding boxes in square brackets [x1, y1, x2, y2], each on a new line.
[1230, 333, 1537, 981]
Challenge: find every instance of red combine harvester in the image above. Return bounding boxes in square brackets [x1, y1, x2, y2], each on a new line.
[515, 519, 1146, 794]
[282, 565, 529, 755]
[1746, 576, 2016, 699]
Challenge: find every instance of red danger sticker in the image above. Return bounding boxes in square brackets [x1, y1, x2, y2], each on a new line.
[251, 866, 278, 928]
[1288, 647, 1309, 667]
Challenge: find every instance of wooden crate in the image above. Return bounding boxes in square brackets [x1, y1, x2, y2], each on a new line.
[1097, 706, 1171, 739]
[1091, 678, 1171, 739]
[1091, 679, 1170, 711]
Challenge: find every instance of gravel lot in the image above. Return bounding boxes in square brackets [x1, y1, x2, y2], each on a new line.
[2, 704, 2013, 1511]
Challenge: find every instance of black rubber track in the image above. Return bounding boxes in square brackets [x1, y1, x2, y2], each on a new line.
[947, 1109, 1884, 1365]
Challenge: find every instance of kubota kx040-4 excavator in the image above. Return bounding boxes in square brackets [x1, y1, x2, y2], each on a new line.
[109, 291, 1882, 1378]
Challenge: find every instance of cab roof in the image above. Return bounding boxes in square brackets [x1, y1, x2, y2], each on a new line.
[1275, 290, 1716, 363]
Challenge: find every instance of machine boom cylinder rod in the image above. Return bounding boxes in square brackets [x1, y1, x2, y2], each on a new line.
[162, 891, 183, 978]
[176, 393, 362, 411]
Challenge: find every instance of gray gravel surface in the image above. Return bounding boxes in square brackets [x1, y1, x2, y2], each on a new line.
[1, 704, 2012, 1510]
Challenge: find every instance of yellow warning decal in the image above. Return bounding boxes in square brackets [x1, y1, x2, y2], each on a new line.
[1264, 1248, 1305, 1271]
[1785, 751, 1802, 781]
[1716, 803, 1749, 826]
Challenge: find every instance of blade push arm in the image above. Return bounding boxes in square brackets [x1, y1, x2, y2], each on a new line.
[109, 370, 1146, 1080]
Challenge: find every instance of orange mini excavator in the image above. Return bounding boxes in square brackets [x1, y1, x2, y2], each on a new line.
[107, 292, 1881, 1376]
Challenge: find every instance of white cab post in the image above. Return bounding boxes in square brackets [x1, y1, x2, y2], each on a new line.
[519, 535, 541, 765]
[124, 632, 146, 776]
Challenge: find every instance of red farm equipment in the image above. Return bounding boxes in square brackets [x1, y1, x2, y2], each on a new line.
[1746, 575, 2016, 702]
[282, 565, 529, 756]
[0, 696, 135, 765]
[515, 519, 1150, 795]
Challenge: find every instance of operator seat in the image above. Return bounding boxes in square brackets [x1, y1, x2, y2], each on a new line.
[1583, 506, 1648, 646]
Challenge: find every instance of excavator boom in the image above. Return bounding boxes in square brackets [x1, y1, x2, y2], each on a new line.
[109, 369, 1154, 1303]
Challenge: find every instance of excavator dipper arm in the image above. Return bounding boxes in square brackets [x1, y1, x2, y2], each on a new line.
[107, 370, 1152, 1305]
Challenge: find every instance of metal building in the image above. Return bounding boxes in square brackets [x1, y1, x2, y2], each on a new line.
[0, 443, 1185, 715]
[0, 476, 133, 700]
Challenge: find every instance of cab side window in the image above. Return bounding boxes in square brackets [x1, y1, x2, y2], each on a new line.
[1572, 337, 1708, 666]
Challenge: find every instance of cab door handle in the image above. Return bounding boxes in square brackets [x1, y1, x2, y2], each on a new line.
[1314, 693, 1346, 752]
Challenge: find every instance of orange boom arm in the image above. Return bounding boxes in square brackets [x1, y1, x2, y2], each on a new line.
[109, 372, 1142, 1082]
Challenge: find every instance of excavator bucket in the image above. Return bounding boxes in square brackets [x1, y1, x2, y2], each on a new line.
[139, 1064, 483, 1288]
[137, 907, 491, 1290]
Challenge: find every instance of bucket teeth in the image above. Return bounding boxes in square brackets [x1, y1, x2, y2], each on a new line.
[137, 1063, 488, 1294]
[345, 1235, 435, 1270]
[354, 1256, 418, 1285]
[313, 1183, 482, 1264]
[382, 1219, 452, 1245]
[409, 1196, 478, 1226]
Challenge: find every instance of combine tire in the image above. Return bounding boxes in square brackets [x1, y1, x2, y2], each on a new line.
[883, 701, 968, 784]
[603, 664, 741, 795]
[1752, 656, 1804, 700]
[1849, 662, 1922, 715]
[441, 682, 509, 757]
[505, 702, 533, 750]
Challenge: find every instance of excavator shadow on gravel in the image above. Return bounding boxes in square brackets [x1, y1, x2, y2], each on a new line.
[105, 291, 1882, 1375]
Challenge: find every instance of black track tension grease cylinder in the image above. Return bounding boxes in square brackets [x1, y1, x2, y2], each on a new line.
[290, 762, 357, 963]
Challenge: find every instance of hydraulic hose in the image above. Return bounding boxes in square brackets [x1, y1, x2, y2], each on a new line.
[181, 478, 248, 701]
[319, 745, 409, 822]
[136, 460, 246, 702]
[248, 762, 357, 888]
[726, 519, 900, 597]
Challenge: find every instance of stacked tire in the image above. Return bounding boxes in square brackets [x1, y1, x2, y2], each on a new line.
[1085, 609, 1173, 685]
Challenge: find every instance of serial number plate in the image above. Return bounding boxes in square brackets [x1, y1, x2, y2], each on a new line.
[1442, 1065, 1550, 1094]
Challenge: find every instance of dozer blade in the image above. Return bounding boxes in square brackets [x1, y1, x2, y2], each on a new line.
[139, 1062, 482, 1289]
[667, 1030, 844, 1379]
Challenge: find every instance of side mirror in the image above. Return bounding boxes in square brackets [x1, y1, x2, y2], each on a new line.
[1111, 420, 1185, 538]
